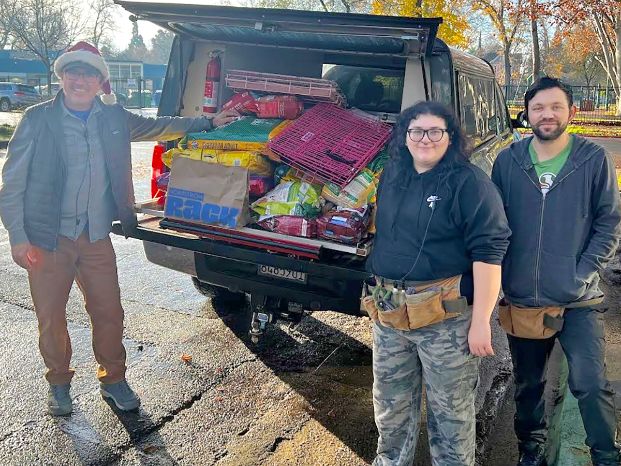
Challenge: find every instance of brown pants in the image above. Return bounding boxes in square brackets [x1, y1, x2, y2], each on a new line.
[28, 234, 126, 385]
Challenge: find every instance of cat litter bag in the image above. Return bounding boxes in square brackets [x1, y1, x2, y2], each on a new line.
[251, 181, 322, 220]
[162, 148, 273, 176]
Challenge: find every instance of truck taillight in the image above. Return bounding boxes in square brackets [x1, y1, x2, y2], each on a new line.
[151, 143, 166, 204]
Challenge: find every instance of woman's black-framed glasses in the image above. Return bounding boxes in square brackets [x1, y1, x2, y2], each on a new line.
[407, 128, 447, 142]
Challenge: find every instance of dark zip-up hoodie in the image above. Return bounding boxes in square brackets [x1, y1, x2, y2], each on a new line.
[491, 135, 621, 307]
[368, 148, 511, 302]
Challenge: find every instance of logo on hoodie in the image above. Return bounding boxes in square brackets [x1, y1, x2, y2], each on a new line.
[539, 172, 555, 195]
[426, 195, 441, 209]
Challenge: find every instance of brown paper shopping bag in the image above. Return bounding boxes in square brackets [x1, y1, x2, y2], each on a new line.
[164, 157, 250, 228]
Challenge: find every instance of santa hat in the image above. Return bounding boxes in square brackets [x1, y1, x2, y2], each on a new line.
[54, 41, 116, 105]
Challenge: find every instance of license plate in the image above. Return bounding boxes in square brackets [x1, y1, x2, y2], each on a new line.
[257, 265, 307, 283]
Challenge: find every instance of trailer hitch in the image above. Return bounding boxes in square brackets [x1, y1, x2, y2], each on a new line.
[248, 295, 273, 344]
[248, 296, 306, 343]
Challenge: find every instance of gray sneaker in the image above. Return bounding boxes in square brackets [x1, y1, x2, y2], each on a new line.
[48, 383, 72, 416]
[100, 380, 141, 411]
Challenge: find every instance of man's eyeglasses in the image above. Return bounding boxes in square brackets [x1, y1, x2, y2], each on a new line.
[407, 128, 447, 142]
[63, 69, 101, 81]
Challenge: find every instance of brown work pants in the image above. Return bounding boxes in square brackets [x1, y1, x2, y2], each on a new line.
[28, 234, 126, 385]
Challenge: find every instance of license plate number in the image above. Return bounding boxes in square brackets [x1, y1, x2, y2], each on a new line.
[257, 265, 307, 283]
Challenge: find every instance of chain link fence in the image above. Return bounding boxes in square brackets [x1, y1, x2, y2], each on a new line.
[504, 85, 620, 124]
[109, 78, 157, 108]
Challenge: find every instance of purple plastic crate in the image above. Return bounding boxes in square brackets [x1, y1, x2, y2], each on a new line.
[268, 104, 391, 187]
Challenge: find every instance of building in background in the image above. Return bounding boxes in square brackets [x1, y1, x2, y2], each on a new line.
[0, 50, 167, 107]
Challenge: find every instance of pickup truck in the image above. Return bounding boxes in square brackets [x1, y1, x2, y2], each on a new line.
[113, 2, 515, 342]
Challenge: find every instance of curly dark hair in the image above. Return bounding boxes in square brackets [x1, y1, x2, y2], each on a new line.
[388, 101, 471, 168]
[524, 76, 573, 110]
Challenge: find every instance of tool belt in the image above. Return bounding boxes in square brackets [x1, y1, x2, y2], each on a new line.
[361, 275, 468, 331]
[497, 296, 603, 339]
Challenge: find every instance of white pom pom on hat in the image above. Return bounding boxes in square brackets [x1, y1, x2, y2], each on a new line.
[54, 41, 116, 105]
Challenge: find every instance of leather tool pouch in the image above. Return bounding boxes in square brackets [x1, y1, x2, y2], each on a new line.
[362, 275, 468, 331]
[498, 298, 564, 339]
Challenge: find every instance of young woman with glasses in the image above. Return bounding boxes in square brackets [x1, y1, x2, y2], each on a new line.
[366, 101, 511, 466]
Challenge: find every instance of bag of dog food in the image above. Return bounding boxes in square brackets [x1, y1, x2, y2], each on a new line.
[317, 206, 370, 244]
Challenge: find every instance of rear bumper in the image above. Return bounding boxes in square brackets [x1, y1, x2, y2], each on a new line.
[143, 241, 197, 276]
[114, 222, 370, 315]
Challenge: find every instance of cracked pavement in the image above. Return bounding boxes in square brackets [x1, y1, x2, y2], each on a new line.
[1, 126, 618, 465]
[0, 137, 380, 465]
[0, 136, 509, 465]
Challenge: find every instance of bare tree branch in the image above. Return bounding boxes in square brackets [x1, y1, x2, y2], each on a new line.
[89, 0, 118, 49]
[472, 0, 527, 86]
[0, 0, 83, 94]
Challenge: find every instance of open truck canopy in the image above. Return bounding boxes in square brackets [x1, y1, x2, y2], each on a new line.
[114, 2, 441, 57]
[108, 2, 513, 337]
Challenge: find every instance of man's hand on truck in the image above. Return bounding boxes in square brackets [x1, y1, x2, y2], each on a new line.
[212, 109, 240, 127]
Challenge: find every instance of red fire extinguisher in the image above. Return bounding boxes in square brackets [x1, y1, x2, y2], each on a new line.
[203, 51, 221, 114]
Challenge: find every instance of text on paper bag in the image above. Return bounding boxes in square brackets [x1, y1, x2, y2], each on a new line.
[164, 187, 241, 228]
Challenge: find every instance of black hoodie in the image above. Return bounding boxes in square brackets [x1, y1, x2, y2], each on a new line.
[491, 135, 621, 307]
[368, 148, 511, 302]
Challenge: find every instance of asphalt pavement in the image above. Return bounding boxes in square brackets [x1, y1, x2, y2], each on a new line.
[0, 113, 619, 465]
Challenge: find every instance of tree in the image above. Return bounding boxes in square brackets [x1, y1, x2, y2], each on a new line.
[129, 22, 146, 49]
[589, 10, 619, 114]
[149, 29, 174, 64]
[0, 0, 83, 94]
[371, 0, 471, 48]
[87, 0, 118, 49]
[0, 24, 10, 49]
[551, 1, 620, 115]
[117, 21, 149, 61]
[247, 0, 369, 13]
[471, 0, 528, 87]
[549, 26, 607, 86]
[528, 0, 541, 79]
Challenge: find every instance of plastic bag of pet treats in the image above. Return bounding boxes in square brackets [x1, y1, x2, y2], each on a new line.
[257, 215, 317, 238]
[321, 168, 377, 209]
[249, 175, 274, 198]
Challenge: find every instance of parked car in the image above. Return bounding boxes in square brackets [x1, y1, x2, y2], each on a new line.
[0, 82, 42, 111]
[113, 2, 517, 340]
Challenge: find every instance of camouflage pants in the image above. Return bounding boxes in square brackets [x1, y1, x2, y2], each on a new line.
[372, 311, 480, 466]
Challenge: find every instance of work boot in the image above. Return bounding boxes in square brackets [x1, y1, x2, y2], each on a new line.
[516, 444, 547, 466]
[591, 445, 621, 466]
[100, 380, 141, 411]
[48, 383, 72, 416]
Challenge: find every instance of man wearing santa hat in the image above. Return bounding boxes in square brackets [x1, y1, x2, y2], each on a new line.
[0, 41, 238, 416]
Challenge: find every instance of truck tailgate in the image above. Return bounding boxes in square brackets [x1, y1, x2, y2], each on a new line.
[130, 200, 373, 259]
[113, 214, 370, 280]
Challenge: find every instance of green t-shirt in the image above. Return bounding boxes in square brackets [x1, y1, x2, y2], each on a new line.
[529, 136, 573, 195]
